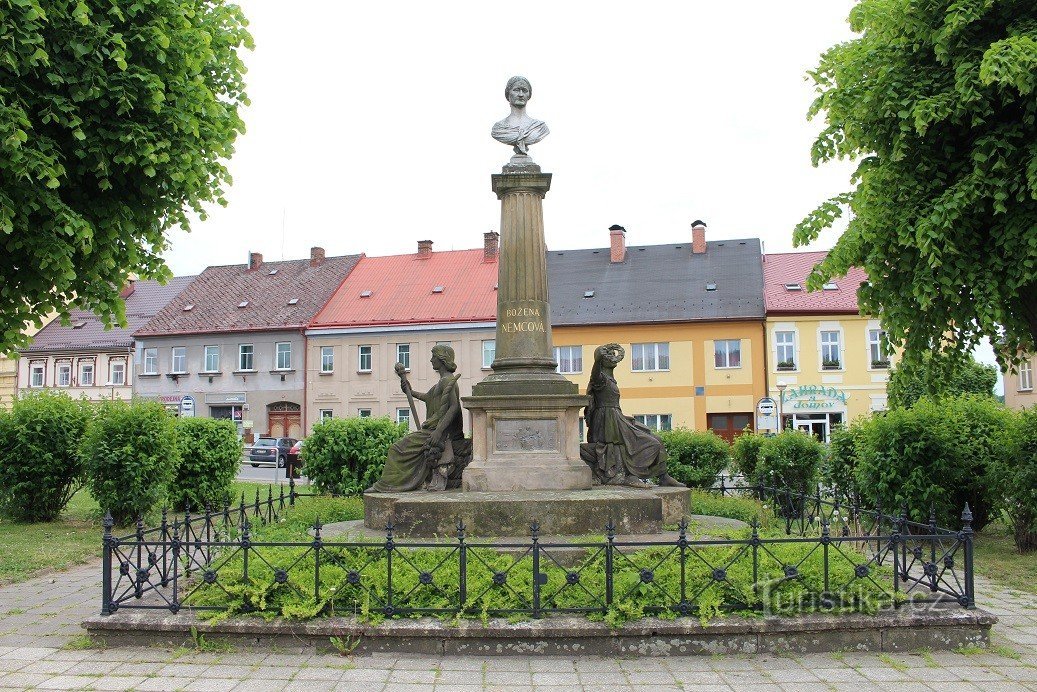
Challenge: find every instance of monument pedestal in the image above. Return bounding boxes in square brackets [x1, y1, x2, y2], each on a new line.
[462, 393, 591, 492]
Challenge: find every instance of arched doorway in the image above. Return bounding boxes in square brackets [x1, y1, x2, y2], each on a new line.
[267, 401, 302, 438]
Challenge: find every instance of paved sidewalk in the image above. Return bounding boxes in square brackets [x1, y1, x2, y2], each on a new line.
[0, 561, 1034, 690]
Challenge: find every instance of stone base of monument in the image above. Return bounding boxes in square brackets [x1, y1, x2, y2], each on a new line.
[363, 486, 689, 537]
[460, 393, 592, 492]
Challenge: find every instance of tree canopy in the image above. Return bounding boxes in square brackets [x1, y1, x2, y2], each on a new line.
[886, 353, 997, 409]
[0, 0, 252, 353]
[795, 0, 1037, 370]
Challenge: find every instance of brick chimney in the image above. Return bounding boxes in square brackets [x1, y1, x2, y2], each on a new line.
[310, 246, 326, 267]
[483, 231, 499, 263]
[691, 220, 707, 254]
[609, 225, 627, 263]
[417, 240, 433, 258]
[247, 251, 263, 270]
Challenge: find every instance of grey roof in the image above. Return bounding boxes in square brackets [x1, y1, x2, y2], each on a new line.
[22, 276, 196, 354]
[546, 239, 765, 325]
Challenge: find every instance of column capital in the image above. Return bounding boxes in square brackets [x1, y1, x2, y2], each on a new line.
[491, 172, 552, 200]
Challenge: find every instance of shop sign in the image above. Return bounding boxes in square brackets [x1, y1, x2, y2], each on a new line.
[205, 393, 246, 405]
[781, 385, 849, 410]
[179, 395, 196, 418]
[138, 394, 184, 404]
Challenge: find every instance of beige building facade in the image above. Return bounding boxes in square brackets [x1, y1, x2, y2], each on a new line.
[305, 323, 496, 432]
[1004, 353, 1035, 410]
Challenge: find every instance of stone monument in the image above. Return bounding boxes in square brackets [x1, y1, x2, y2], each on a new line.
[461, 76, 592, 492]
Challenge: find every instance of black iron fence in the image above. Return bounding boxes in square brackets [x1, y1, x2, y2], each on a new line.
[99, 478, 976, 619]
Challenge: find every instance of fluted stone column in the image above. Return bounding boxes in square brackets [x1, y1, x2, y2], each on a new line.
[462, 165, 591, 491]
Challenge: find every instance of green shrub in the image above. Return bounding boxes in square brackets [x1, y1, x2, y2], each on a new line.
[992, 407, 1037, 552]
[303, 416, 406, 495]
[0, 392, 93, 522]
[689, 489, 774, 528]
[169, 418, 243, 511]
[658, 428, 730, 488]
[823, 422, 864, 495]
[731, 430, 767, 480]
[753, 429, 823, 493]
[853, 396, 1009, 530]
[82, 400, 179, 525]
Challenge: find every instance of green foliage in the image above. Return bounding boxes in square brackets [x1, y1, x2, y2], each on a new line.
[795, 0, 1037, 366]
[731, 430, 767, 479]
[0, 392, 93, 521]
[82, 400, 179, 525]
[689, 490, 774, 528]
[186, 501, 891, 624]
[169, 418, 242, 512]
[0, 0, 252, 353]
[887, 355, 998, 409]
[302, 417, 406, 495]
[753, 430, 824, 493]
[823, 423, 863, 494]
[992, 407, 1037, 551]
[853, 396, 1012, 530]
[658, 428, 730, 488]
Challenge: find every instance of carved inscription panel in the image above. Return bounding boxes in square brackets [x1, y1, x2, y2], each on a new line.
[494, 418, 559, 452]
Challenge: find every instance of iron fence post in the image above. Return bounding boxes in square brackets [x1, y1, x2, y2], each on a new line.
[160, 506, 169, 587]
[313, 517, 322, 604]
[605, 519, 615, 609]
[821, 519, 830, 596]
[678, 517, 688, 608]
[891, 511, 901, 608]
[929, 505, 939, 593]
[134, 516, 144, 599]
[172, 519, 181, 614]
[457, 520, 467, 616]
[962, 503, 975, 609]
[289, 476, 296, 506]
[900, 503, 909, 582]
[385, 520, 395, 617]
[101, 511, 113, 616]
[531, 520, 542, 619]
[750, 519, 760, 596]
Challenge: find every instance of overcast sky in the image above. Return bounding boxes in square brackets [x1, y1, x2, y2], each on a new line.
[160, 0, 1000, 385]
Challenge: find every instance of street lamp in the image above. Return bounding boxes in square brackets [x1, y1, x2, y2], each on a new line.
[776, 380, 788, 433]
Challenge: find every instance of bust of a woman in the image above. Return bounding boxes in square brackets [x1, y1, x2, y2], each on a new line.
[491, 76, 550, 156]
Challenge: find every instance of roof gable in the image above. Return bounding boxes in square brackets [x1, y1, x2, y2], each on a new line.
[763, 251, 867, 314]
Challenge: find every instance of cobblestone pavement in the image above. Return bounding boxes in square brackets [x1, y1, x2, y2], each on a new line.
[0, 562, 1035, 690]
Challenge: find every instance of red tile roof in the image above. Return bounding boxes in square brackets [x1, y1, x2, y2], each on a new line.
[763, 251, 868, 315]
[311, 249, 498, 328]
[136, 254, 362, 336]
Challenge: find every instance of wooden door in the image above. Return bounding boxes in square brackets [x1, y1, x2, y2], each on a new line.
[707, 413, 754, 444]
[267, 402, 301, 438]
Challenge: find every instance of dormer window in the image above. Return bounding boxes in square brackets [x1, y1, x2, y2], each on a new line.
[784, 283, 803, 291]
[238, 300, 249, 308]
[432, 286, 444, 294]
[287, 298, 299, 305]
[583, 290, 595, 298]
[822, 282, 839, 291]
[268, 269, 278, 276]
[72, 321, 86, 329]
[182, 304, 194, 312]
[705, 282, 717, 291]
[360, 290, 372, 298]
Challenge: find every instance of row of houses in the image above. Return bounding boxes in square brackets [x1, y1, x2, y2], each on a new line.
[12, 222, 904, 443]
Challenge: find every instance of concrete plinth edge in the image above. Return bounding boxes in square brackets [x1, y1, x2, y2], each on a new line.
[83, 606, 997, 656]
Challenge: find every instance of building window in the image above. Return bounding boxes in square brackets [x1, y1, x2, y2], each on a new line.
[396, 343, 410, 370]
[358, 345, 372, 372]
[319, 409, 334, 421]
[109, 360, 126, 385]
[482, 340, 496, 369]
[396, 407, 410, 426]
[56, 362, 71, 387]
[775, 331, 796, 370]
[238, 344, 254, 371]
[204, 345, 220, 372]
[171, 346, 187, 374]
[358, 408, 372, 418]
[868, 329, 889, 368]
[320, 346, 334, 373]
[820, 330, 841, 369]
[275, 342, 292, 370]
[29, 362, 45, 388]
[143, 348, 158, 375]
[631, 342, 669, 372]
[555, 345, 582, 374]
[1020, 361, 1034, 392]
[30, 362, 45, 388]
[79, 361, 94, 387]
[634, 414, 672, 431]
[714, 339, 741, 369]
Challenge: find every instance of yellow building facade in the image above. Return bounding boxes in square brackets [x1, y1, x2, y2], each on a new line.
[553, 320, 767, 440]
[0, 313, 58, 410]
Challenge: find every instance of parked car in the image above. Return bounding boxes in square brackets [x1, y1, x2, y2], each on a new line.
[287, 439, 305, 477]
[249, 437, 296, 468]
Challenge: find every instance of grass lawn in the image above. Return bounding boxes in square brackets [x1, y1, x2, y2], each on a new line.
[973, 521, 1037, 595]
[0, 481, 306, 586]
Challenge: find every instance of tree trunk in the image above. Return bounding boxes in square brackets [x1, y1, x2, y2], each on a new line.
[1015, 508, 1037, 553]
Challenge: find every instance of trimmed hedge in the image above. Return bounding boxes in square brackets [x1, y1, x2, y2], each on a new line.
[82, 400, 180, 525]
[753, 429, 823, 493]
[0, 391, 93, 522]
[303, 416, 406, 495]
[731, 431, 767, 480]
[169, 418, 243, 511]
[658, 428, 730, 488]
[992, 407, 1037, 552]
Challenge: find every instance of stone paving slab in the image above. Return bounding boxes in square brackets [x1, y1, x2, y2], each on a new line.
[0, 561, 1035, 690]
